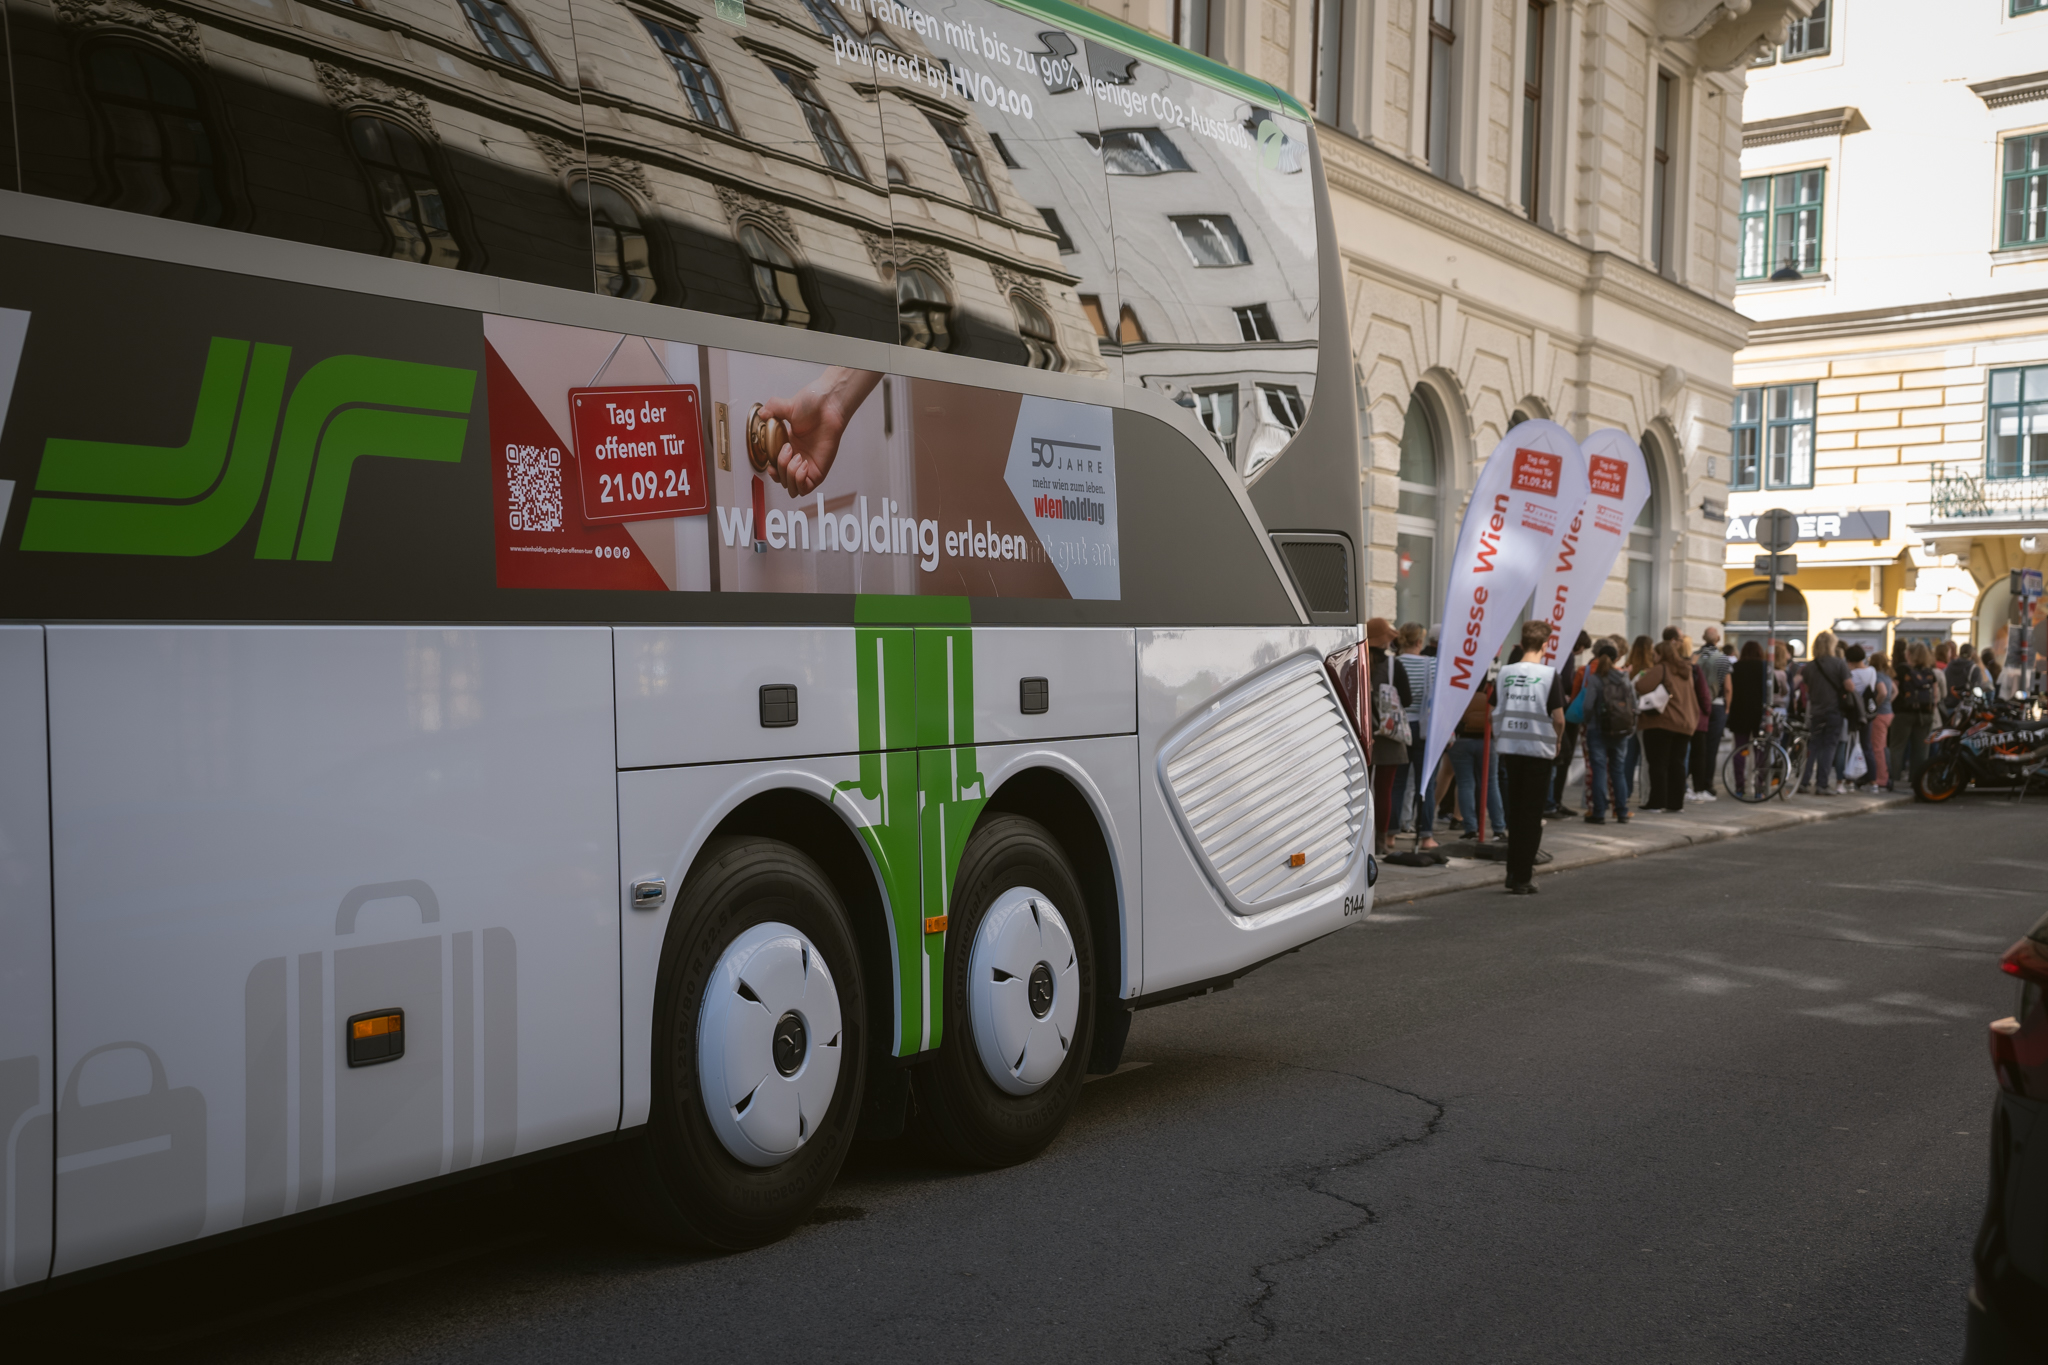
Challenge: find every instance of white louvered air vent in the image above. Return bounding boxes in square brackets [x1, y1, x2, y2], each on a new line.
[1157, 653, 1371, 916]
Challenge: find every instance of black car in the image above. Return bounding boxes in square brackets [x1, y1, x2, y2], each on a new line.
[1964, 908, 2048, 1362]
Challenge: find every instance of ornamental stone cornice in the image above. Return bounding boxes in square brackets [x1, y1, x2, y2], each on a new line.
[315, 61, 436, 133]
[52, 0, 203, 59]
[1318, 134, 1750, 353]
[1970, 70, 2048, 110]
[1742, 106, 1863, 148]
[533, 133, 652, 196]
[714, 186, 799, 243]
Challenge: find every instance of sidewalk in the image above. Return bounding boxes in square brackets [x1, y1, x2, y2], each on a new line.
[1373, 787, 1913, 906]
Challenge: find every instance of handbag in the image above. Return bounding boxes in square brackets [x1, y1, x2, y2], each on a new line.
[1637, 683, 1671, 714]
[1374, 682, 1412, 745]
[1565, 677, 1593, 725]
[1844, 742, 1868, 780]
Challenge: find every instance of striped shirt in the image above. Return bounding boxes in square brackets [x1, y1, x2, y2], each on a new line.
[1397, 653, 1437, 730]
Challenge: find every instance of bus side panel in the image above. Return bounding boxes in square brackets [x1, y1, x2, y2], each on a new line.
[0, 626, 54, 1289]
[1136, 628, 1367, 996]
[44, 626, 618, 1277]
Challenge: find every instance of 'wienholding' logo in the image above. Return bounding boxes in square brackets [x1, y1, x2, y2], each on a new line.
[20, 337, 475, 559]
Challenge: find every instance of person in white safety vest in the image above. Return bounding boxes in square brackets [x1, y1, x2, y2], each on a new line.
[1493, 620, 1569, 895]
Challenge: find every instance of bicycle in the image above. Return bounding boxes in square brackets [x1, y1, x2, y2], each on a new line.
[1722, 710, 1802, 803]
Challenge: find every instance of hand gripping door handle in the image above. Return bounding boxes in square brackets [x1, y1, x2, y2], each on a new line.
[335, 881, 441, 935]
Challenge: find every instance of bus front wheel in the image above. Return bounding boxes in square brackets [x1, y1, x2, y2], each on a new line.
[916, 815, 1095, 1168]
[625, 836, 866, 1250]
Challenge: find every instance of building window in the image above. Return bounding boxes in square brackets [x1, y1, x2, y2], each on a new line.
[1234, 303, 1278, 341]
[1652, 71, 1673, 274]
[1171, 214, 1249, 266]
[1258, 384, 1306, 433]
[1990, 365, 2048, 479]
[1174, 0, 1214, 57]
[1520, 1, 1545, 222]
[575, 179, 656, 301]
[1080, 295, 1109, 339]
[799, 0, 860, 41]
[926, 113, 997, 212]
[457, 0, 556, 78]
[1037, 208, 1076, 254]
[2003, 132, 2048, 247]
[1010, 293, 1063, 370]
[1083, 127, 1191, 175]
[1116, 304, 1146, 344]
[348, 115, 461, 268]
[1784, 0, 1829, 58]
[738, 222, 811, 327]
[1626, 444, 1660, 641]
[1726, 382, 1816, 489]
[989, 132, 1022, 169]
[1395, 395, 1440, 630]
[1195, 386, 1239, 462]
[643, 20, 735, 131]
[2021, 0, 2048, 14]
[1739, 169, 1824, 280]
[1730, 388, 1761, 491]
[886, 158, 910, 185]
[897, 267, 952, 351]
[775, 69, 866, 180]
[1427, 0, 1455, 179]
[1312, 0, 1345, 124]
[85, 42, 229, 225]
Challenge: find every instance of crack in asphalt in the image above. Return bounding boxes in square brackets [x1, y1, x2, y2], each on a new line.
[1188, 1058, 1447, 1365]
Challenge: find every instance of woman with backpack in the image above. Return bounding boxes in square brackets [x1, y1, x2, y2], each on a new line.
[1633, 639, 1700, 812]
[1580, 640, 1635, 824]
[1797, 631, 1854, 795]
[1891, 641, 1941, 791]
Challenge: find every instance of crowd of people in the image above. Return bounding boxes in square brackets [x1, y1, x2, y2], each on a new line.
[1359, 615, 2015, 892]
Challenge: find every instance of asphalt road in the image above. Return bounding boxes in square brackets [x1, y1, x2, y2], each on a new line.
[10, 797, 2033, 1363]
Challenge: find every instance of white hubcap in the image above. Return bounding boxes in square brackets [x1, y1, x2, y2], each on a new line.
[697, 921, 843, 1167]
[968, 887, 1080, 1096]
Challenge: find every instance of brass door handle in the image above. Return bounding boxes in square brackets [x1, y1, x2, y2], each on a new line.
[745, 404, 788, 474]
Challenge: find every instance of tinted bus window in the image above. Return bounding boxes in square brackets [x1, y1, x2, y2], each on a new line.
[847, 0, 1116, 377]
[8, 0, 596, 291]
[565, 0, 897, 342]
[1084, 40, 1318, 475]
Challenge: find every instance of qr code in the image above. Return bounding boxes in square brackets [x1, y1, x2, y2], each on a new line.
[507, 444, 563, 532]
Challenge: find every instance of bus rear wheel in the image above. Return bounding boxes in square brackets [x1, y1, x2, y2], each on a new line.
[623, 836, 865, 1250]
[916, 815, 1094, 1169]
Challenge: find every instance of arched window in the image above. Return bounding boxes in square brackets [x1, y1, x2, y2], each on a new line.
[896, 267, 952, 350]
[1011, 292, 1064, 370]
[1627, 433, 1663, 639]
[573, 179, 657, 301]
[457, 0, 558, 79]
[1395, 391, 1442, 629]
[85, 42, 228, 225]
[642, 19, 735, 131]
[738, 222, 811, 328]
[347, 115, 461, 268]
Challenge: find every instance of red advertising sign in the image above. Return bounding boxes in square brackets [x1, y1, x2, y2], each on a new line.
[566, 386, 707, 524]
[1511, 447, 1561, 496]
[1586, 453, 1628, 499]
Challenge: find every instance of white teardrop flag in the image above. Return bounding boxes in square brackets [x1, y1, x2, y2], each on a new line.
[1417, 420, 1590, 788]
[1529, 428, 1653, 671]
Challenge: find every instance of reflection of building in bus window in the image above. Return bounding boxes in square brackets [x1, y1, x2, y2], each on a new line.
[1012, 293, 1065, 371]
[1234, 304, 1279, 342]
[1172, 215, 1251, 267]
[575, 180, 658, 302]
[1244, 383, 1308, 474]
[642, 20, 735, 132]
[1038, 208, 1077, 255]
[1117, 304, 1147, 345]
[988, 133, 1023, 170]
[926, 113, 998, 214]
[739, 223, 812, 328]
[1080, 295, 1110, 340]
[457, 0, 559, 79]
[348, 115, 462, 269]
[887, 158, 911, 186]
[798, 0, 861, 42]
[85, 43, 229, 225]
[897, 267, 952, 351]
[1088, 127, 1193, 176]
[775, 69, 867, 180]
[1195, 387, 1239, 462]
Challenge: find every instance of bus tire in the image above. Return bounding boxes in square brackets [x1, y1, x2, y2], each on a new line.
[916, 814, 1095, 1169]
[624, 836, 865, 1251]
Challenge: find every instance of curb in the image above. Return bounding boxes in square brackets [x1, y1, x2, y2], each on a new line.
[1370, 791, 1915, 907]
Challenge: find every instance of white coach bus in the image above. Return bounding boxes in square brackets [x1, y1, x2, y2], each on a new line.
[0, 0, 1370, 1279]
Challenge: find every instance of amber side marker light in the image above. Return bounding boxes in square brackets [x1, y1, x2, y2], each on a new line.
[347, 1009, 405, 1067]
[924, 915, 949, 935]
[1289, 852, 1306, 868]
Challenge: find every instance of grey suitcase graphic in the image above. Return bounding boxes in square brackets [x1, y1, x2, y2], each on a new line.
[48, 1042, 207, 1273]
[243, 881, 516, 1224]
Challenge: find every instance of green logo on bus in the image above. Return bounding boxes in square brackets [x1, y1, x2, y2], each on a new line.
[20, 337, 475, 560]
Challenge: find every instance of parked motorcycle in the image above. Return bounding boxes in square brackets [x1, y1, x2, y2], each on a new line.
[1918, 690, 2048, 802]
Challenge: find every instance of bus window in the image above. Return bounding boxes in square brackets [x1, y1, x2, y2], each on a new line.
[566, 0, 898, 343]
[1083, 40, 1320, 475]
[10, 0, 595, 292]
[863, 0, 1117, 378]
